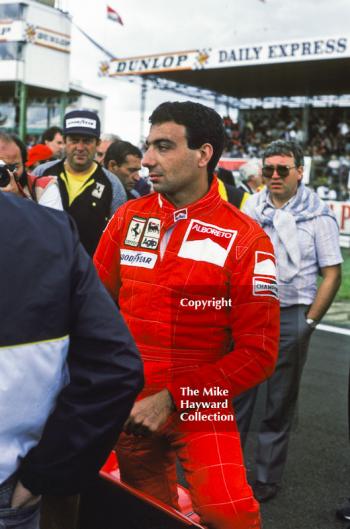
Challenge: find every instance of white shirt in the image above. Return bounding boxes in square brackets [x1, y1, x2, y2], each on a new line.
[243, 192, 343, 307]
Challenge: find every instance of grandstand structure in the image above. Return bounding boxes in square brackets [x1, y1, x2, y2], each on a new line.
[0, 0, 104, 138]
[101, 38, 350, 178]
[151, 36, 350, 193]
[101, 36, 350, 243]
[102, 35, 350, 167]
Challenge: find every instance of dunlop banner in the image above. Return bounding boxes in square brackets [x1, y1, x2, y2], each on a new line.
[0, 20, 70, 53]
[99, 36, 349, 77]
[99, 49, 210, 76]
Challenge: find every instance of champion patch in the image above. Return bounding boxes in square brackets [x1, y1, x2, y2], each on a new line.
[120, 249, 157, 269]
[178, 219, 237, 267]
[254, 251, 276, 277]
[125, 216, 147, 247]
[91, 182, 105, 199]
[253, 276, 278, 299]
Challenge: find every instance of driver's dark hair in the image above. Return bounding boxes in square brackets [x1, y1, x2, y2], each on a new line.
[149, 101, 225, 179]
[262, 140, 304, 167]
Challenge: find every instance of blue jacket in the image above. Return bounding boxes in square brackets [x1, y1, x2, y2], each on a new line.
[0, 193, 143, 495]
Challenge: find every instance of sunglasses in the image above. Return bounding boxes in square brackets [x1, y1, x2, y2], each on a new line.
[262, 165, 296, 178]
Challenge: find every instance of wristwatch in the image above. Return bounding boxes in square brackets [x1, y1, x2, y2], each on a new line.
[306, 318, 319, 329]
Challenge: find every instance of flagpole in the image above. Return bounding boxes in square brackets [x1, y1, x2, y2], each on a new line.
[140, 77, 147, 144]
[73, 23, 115, 59]
[55, 1, 116, 59]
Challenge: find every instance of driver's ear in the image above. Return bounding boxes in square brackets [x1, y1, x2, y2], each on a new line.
[197, 143, 213, 169]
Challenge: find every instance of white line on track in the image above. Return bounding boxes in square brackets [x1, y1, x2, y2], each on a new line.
[317, 323, 350, 336]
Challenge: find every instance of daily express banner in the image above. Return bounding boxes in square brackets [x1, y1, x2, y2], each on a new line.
[213, 36, 349, 68]
[100, 36, 350, 77]
[0, 20, 70, 53]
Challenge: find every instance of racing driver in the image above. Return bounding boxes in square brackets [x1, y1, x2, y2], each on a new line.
[94, 101, 280, 529]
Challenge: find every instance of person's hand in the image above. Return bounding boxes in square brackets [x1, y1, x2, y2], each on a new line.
[11, 481, 41, 509]
[0, 169, 21, 195]
[124, 389, 175, 436]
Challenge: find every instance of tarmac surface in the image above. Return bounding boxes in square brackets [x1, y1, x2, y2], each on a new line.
[323, 301, 350, 329]
[245, 323, 350, 529]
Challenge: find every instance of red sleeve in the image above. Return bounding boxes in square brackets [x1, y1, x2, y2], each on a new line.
[93, 205, 126, 302]
[169, 234, 280, 407]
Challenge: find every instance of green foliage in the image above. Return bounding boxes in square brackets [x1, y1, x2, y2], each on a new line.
[336, 248, 350, 301]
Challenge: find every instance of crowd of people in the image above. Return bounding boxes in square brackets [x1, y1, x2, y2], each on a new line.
[17, 104, 350, 203]
[223, 106, 350, 200]
[0, 102, 347, 529]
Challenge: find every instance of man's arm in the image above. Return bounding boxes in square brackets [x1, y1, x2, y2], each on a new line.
[306, 214, 343, 323]
[306, 264, 342, 322]
[19, 222, 143, 496]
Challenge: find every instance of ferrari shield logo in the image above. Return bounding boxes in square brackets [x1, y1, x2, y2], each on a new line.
[125, 216, 147, 247]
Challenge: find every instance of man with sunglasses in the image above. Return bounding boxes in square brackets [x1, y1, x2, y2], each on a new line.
[235, 139, 342, 503]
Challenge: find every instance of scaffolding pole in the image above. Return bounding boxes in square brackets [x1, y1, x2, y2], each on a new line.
[140, 77, 147, 145]
[302, 99, 310, 144]
[60, 92, 68, 125]
[18, 82, 27, 141]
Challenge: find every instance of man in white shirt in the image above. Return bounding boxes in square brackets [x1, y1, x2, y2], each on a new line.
[235, 139, 342, 502]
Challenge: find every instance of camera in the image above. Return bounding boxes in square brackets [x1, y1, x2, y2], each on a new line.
[0, 160, 17, 188]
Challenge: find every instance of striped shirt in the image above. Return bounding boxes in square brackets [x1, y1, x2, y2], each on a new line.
[244, 195, 343, 307]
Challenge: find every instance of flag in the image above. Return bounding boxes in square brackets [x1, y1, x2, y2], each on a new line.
[107, 5, 124, 25]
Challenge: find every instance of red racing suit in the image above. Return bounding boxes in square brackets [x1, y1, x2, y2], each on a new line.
[94, 178, 280, 529]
